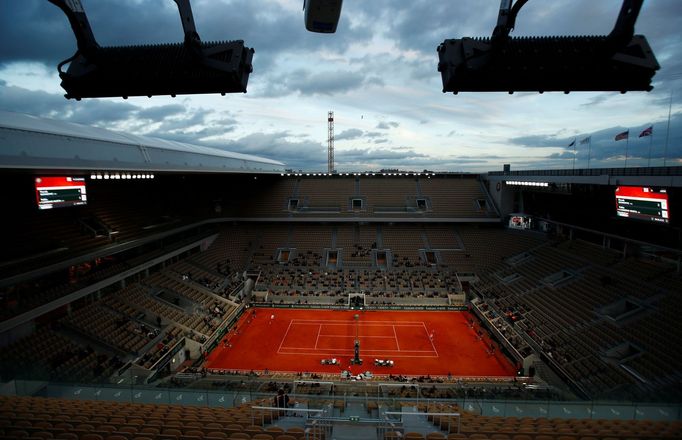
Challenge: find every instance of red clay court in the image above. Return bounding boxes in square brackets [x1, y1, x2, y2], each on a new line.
[204, 308, 516, 378]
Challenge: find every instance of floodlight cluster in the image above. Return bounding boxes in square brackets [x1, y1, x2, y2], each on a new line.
[505, 180, 549, 187]
[280, 172, 438, 177]
[90, 172, 155, 180]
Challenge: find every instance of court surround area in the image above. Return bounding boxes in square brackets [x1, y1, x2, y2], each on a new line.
[204, 308, 516, 377]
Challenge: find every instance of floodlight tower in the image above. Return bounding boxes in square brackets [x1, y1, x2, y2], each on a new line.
[328, 111, 334, 174]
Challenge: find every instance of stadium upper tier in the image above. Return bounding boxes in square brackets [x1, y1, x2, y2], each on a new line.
[0, 172, 498, 284]
[237, 174, 498, 220]
[0, 111, 284, 174]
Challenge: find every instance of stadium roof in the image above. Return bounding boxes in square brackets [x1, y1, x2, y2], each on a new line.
[0, 111, 285, 174]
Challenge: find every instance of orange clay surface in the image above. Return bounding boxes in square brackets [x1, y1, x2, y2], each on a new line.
[204, 308, 516, 378]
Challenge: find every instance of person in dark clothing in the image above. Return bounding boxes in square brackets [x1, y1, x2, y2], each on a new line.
[274, 388, 289, 409]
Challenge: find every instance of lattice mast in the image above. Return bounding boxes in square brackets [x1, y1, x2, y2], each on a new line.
[327, 111, 334, 174]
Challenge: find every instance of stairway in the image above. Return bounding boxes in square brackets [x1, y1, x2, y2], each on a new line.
[332, 402, 377, 440]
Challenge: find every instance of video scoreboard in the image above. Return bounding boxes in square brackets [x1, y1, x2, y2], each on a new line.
[615, 186, 669, 224]
[35, 176, 87, 210]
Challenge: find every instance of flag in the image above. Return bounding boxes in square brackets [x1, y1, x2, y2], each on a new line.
[568, 139, 576, 147]
[580, 136, 591, 144]
[639, 126, 653, 137]
[615, 130, 629, 141]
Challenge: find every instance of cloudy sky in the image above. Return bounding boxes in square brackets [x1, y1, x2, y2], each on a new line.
[1, 0, 681, 172]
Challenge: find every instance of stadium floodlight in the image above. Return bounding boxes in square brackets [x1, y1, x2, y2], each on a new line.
[48, 0, 254, 100]
[437, 0, 659, 94]
[304, 0, 344, 33]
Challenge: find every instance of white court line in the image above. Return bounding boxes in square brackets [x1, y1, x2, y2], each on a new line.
[280, 346, 437, 353]
[289, 319, 425, 326]
[277, 349, 439, 358]
[277, 319, 438, 356]
[318, 335, 397, 339]
[314, 324, 322, 349]
[422, 322, 439, 357]
[277, 320, 294, 353]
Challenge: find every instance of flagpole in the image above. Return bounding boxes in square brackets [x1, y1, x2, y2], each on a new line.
[624, 133, 629, 168]
[647, 131, 653, 168]
[587, 138, 592, 169]
[664, 89, 673, 167]
[572, 139, 576, 171]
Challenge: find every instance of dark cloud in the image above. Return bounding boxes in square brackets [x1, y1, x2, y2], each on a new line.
[0, 84, 140, 125]
[0, 84, 228, 137]
[581, 94, 614, 108]
[454, 155, 505, 160]
[335, 129, 386, 142]
[259, 68, 381, 97]
[377, 0, 495, 54]
[146, 124, 237, 144]
[508, 133, 567, 149]
[547, 151, 577, 160]
[337, 147, 428, 162]
[507, 112, 682, 168]
[376, 121, 399, 130]
[217, 131, 326, 170]
[0, 85, 70, 116]
[67, 100, 140, 125]
[335, 129, 364, 141]
[137, 104, 186, 120]
[0, 0, 374, 69]
[539, 114, 682, 167]
[0, 1, 76, 66]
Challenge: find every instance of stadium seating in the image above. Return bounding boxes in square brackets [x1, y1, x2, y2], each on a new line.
[2, 170, 682, 415]
[473, 239, 682, 400]
[0, 395, 680, 440]
[0, 328, 119, 382]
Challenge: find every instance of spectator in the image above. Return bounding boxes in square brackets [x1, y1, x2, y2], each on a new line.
[274, 388, 289, 408]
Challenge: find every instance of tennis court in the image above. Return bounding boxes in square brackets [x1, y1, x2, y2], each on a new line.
[204, 308, 516, 378]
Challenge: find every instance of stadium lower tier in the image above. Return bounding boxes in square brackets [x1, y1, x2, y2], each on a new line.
[0, 395, 680, 440]
[2, 222, 681, 403]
